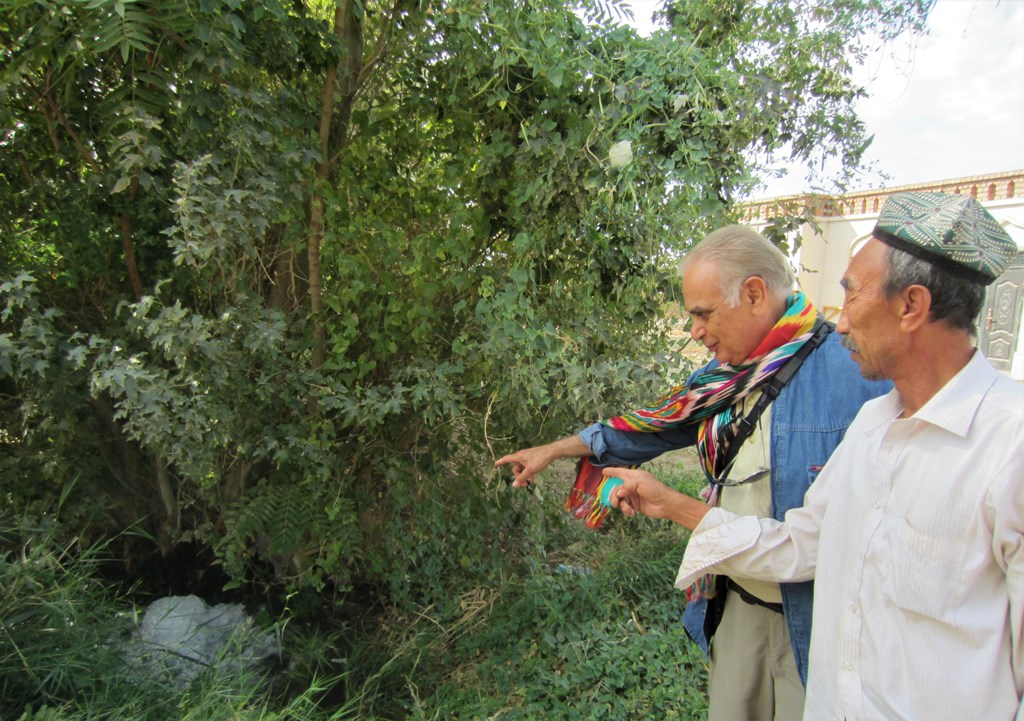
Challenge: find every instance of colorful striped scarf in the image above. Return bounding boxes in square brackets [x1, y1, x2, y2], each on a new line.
[566, 292, 819, 533]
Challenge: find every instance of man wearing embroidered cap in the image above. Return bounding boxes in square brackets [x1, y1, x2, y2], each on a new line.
[606, 192, 1024, 720]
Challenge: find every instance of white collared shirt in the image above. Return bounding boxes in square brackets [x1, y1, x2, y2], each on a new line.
[676, 351, 1024, 721]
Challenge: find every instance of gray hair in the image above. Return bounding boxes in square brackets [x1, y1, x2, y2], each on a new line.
[681, 225, 796, 306]
[883, 245, 984, 334]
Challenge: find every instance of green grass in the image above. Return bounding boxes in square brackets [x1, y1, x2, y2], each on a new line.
[0, 510, 363, 721]
[1, 458, 710, 721]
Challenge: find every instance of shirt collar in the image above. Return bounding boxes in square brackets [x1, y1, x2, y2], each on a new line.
[859, 388, 903, 433]
[861, 350, 998, 438]
[912, 350, 998, 438]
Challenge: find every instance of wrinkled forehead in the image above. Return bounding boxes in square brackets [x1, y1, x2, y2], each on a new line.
[843, 238, 889, 289]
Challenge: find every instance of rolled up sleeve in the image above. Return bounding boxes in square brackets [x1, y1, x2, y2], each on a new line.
[675, 509, 762, 589]
[675, 501, 822, 589]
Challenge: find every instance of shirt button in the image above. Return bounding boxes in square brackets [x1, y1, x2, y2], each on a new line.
[845, 662, 854, 670]
[872, 500, 882, 508]
[849, 603, 858, 613]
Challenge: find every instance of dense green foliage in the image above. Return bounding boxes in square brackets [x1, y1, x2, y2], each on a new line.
[1, 0, 931, 716]
[0, 504, 360, 720]
[1, 468, 708, 720]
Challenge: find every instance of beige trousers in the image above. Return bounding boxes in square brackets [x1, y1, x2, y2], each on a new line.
[707, 588, 805, 721]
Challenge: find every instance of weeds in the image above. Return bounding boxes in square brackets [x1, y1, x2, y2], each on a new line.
[1, 457, 709, 720]
[0, 509, 364, 721]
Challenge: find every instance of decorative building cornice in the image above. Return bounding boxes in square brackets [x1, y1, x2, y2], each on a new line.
[742, 170, 1024, 222]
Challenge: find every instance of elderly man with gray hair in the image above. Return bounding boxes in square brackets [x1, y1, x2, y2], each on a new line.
[497, 224, 890, 720]
[607, 192, 1024, 721]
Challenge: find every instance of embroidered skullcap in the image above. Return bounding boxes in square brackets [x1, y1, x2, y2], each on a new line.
[872, 191, 1016, 285]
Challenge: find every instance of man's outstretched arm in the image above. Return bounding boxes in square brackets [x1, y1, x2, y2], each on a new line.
[494, 435, 591, 488]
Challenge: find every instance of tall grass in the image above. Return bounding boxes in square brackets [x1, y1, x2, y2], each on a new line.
[338, 453, 711, 720]
[0, 507, 365, 721]
[1, 457, 710, 720]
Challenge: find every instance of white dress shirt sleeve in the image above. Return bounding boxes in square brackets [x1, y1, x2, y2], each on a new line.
[674, 473, 829, 591]
[988, 449, 1024, 706]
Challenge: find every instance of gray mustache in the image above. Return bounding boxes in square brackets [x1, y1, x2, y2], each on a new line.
[840, 335, 860, 353]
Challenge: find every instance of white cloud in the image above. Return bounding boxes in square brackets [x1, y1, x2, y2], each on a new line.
[621, 0, 1024, 198]
[853, 0, 1024, 192]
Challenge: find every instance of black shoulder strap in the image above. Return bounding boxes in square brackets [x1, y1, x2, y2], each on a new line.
[719, 320, 833, 479]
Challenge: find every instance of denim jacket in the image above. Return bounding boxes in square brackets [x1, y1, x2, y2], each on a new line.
[577, 330, 891, 684]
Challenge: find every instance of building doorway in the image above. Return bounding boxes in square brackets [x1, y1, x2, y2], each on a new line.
[978, 252, 1024, 373]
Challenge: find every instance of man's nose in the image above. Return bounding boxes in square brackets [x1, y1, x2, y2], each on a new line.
[835, 309, 850, 335]
[689, 319, 706, 341]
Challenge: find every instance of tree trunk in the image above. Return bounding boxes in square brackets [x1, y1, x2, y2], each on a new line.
[308, 0, 363, 373]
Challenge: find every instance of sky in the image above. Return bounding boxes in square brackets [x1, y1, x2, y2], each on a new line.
[621, 0, 1024, 199]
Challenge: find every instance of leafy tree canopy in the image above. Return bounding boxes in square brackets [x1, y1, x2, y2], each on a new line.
[0, 0, 932, 606]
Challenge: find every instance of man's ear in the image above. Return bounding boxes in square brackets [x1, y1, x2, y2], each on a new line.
[899, 284, 932, 332]
[742, 276, 769, 312]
